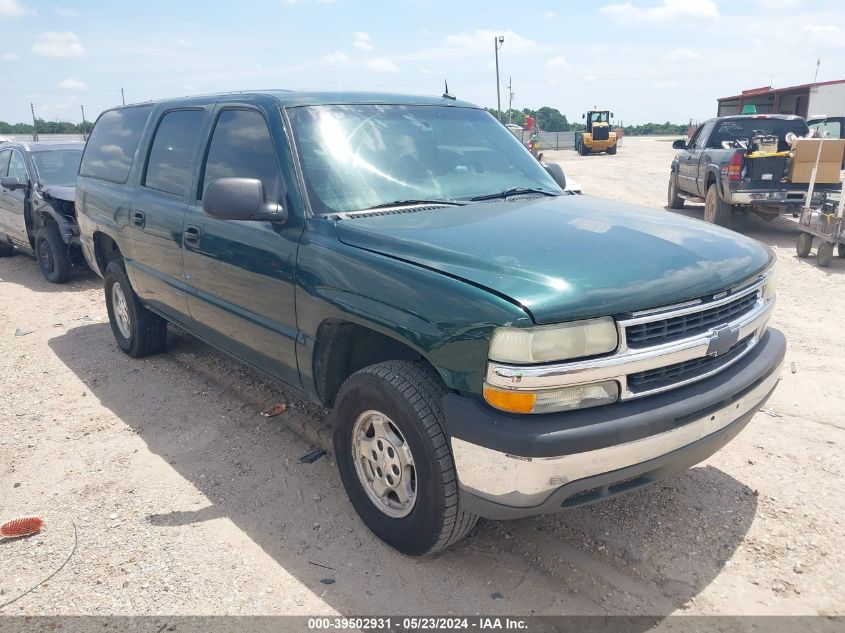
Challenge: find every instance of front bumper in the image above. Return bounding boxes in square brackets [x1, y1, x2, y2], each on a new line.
[445, 328, 785, 519]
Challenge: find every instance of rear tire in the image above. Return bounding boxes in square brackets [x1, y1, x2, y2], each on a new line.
[332, 360, 478, 556]
[796, 233, 813, 258]
[607, 144, 617, 155]
[0, 236, 14, 257]
[35, 225, 71, 283]
[838, 243, 845, 259]
[104, 260, 168, 357]
[704, 184, 732, 227]
[817, 242, 834, 268]
[667, 173, 685, 209]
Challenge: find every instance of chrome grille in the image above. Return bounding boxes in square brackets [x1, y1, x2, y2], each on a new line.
[627, 335, 753, 393]
[626, 292, 759, 348]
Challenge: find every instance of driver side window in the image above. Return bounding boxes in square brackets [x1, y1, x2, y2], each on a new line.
[0, 149, 10, 177]
[7, 151, 28, 182]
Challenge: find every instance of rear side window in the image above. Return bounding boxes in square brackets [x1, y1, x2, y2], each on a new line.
[80, 105, 153, 183]
[199, 109, 281, 201]
[144, 110, 205, 197]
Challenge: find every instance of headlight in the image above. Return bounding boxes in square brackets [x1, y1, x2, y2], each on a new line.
[489, 317, 618, 364]
[483, 381, 619, 414]
[762, 264, 778, 301]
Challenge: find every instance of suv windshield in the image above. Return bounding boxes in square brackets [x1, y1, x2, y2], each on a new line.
[288, 104, 560, 214]
[32, 149, 82, 187]
[708, 117, 809, 151]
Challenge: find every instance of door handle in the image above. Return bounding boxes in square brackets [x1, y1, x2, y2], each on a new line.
[132, 210, 145, 228]
[183, 225, 202, 245]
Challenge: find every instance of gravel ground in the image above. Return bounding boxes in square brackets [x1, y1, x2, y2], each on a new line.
[1, 136, 843, 617]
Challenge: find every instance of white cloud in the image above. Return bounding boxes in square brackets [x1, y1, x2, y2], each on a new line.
[32, 31, 85, 57]
[654, 80, 680, 88]
[545, 55, 569, 70]
[175, 37, 193, 48]
[354, 32, 374, 51]
[281, 0, 335, 4]
[543, 10, 556, 18]
[323, 51, 350, 65]
[601, 0, 718, 23]
[802, 24, 840, 36]
[367, 57, 399, 73]
[54, 5, 77, 16]
[668, 47, 702, 60]
[58, 77, 88, 91]
[0, 0, 29, 16]
[758, 0, 800, 8]
[1, 52, 19, 61]
[584, 74, 598, 83]
[444, 29, 537, 54]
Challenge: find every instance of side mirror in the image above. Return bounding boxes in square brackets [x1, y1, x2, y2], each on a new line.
[202, 178, 287, 223]
[0, 176, 28, 191]
[581, 113, 585, 119]
[672, 139, 687, 150]
[611, 112, 614, 118]
[543, 162, 567, 191]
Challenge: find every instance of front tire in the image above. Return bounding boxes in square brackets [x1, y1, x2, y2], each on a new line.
[35, 225, 71, 283]
[667, 173, 684, 209]
[607, 144, 617, 155]
[796, 233, 813, 258]
[104, 260, 168, 357]
[817, 242, 834, 268]
[333, 360, 478, 556]
[704, 184, 732, 227]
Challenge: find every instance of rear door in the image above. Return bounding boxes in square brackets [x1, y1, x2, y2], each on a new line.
[128, 108, 208, 322]
[182, 103, 303, 387]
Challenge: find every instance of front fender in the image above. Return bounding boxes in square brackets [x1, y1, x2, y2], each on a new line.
[34, 199, 78, 245]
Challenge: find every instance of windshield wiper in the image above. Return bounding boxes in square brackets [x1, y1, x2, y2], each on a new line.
[356, 198, 468, 211]
[469, 187, 560, 202]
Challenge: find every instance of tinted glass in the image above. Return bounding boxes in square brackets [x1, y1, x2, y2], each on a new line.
[144, 110, 204, 196]
[80, 105, 153, 183]
[7, 151, 28, 181]
[200, 109, 281, 200]
[288, 104, 559, 214]
[809, 120, 842, 139]
[0, 149, 10, 177]
[32, 149, 82, 187]
[708, 118, 809, 151]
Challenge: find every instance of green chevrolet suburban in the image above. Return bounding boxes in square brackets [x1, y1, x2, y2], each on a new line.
[77, 92, 785, 555]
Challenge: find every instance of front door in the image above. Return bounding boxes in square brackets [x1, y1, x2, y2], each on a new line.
[182, 106, 302, 388]
[127, 108, 207, 323]
[0, 150, 32, 245]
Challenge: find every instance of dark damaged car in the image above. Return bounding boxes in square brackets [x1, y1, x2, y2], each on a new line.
[0, 141, 85, 282]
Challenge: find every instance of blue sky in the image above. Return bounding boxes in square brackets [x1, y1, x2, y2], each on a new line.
[1, 0, 844, 125]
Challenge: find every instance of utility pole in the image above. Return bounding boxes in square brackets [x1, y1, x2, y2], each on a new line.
[507, 76, 515, 124]
[814, 57, 820, 84]
[121, 87, 125, 105]
[81, 105, 88, 139]
[494, 35, 504, 121]
[30, 103, 39, 141]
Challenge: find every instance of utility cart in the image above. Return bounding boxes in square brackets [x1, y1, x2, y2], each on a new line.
[794, 137, 845, 268]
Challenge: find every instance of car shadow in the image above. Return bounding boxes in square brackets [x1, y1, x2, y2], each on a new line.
[48, 323, 759, 617]
[0, 253, 99, 293]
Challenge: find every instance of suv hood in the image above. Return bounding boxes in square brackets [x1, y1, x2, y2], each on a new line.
[334, 196, 772, 324]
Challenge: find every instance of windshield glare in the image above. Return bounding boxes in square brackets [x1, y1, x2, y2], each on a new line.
[288, 104, 560, 214]
[32, 150, 82, 187]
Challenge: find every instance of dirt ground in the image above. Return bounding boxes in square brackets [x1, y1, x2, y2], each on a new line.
[1, 136, 843, 617]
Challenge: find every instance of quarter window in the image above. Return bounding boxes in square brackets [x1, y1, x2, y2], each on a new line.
[144, 110, 205, 196]
[80, 105, 153, 183]
[200, 109, 281, 201]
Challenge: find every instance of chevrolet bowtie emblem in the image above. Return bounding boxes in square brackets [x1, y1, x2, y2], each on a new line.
[706, 325, 739, 357]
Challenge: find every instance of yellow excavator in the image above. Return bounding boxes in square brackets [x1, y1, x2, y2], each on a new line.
[575, 109, 618, 155]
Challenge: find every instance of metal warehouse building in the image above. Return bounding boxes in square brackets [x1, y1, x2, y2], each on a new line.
[717, 79, 845, 118]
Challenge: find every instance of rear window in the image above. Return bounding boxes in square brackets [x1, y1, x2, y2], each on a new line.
[80, 105, 153, 183]
[708, 117, 809, 151]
